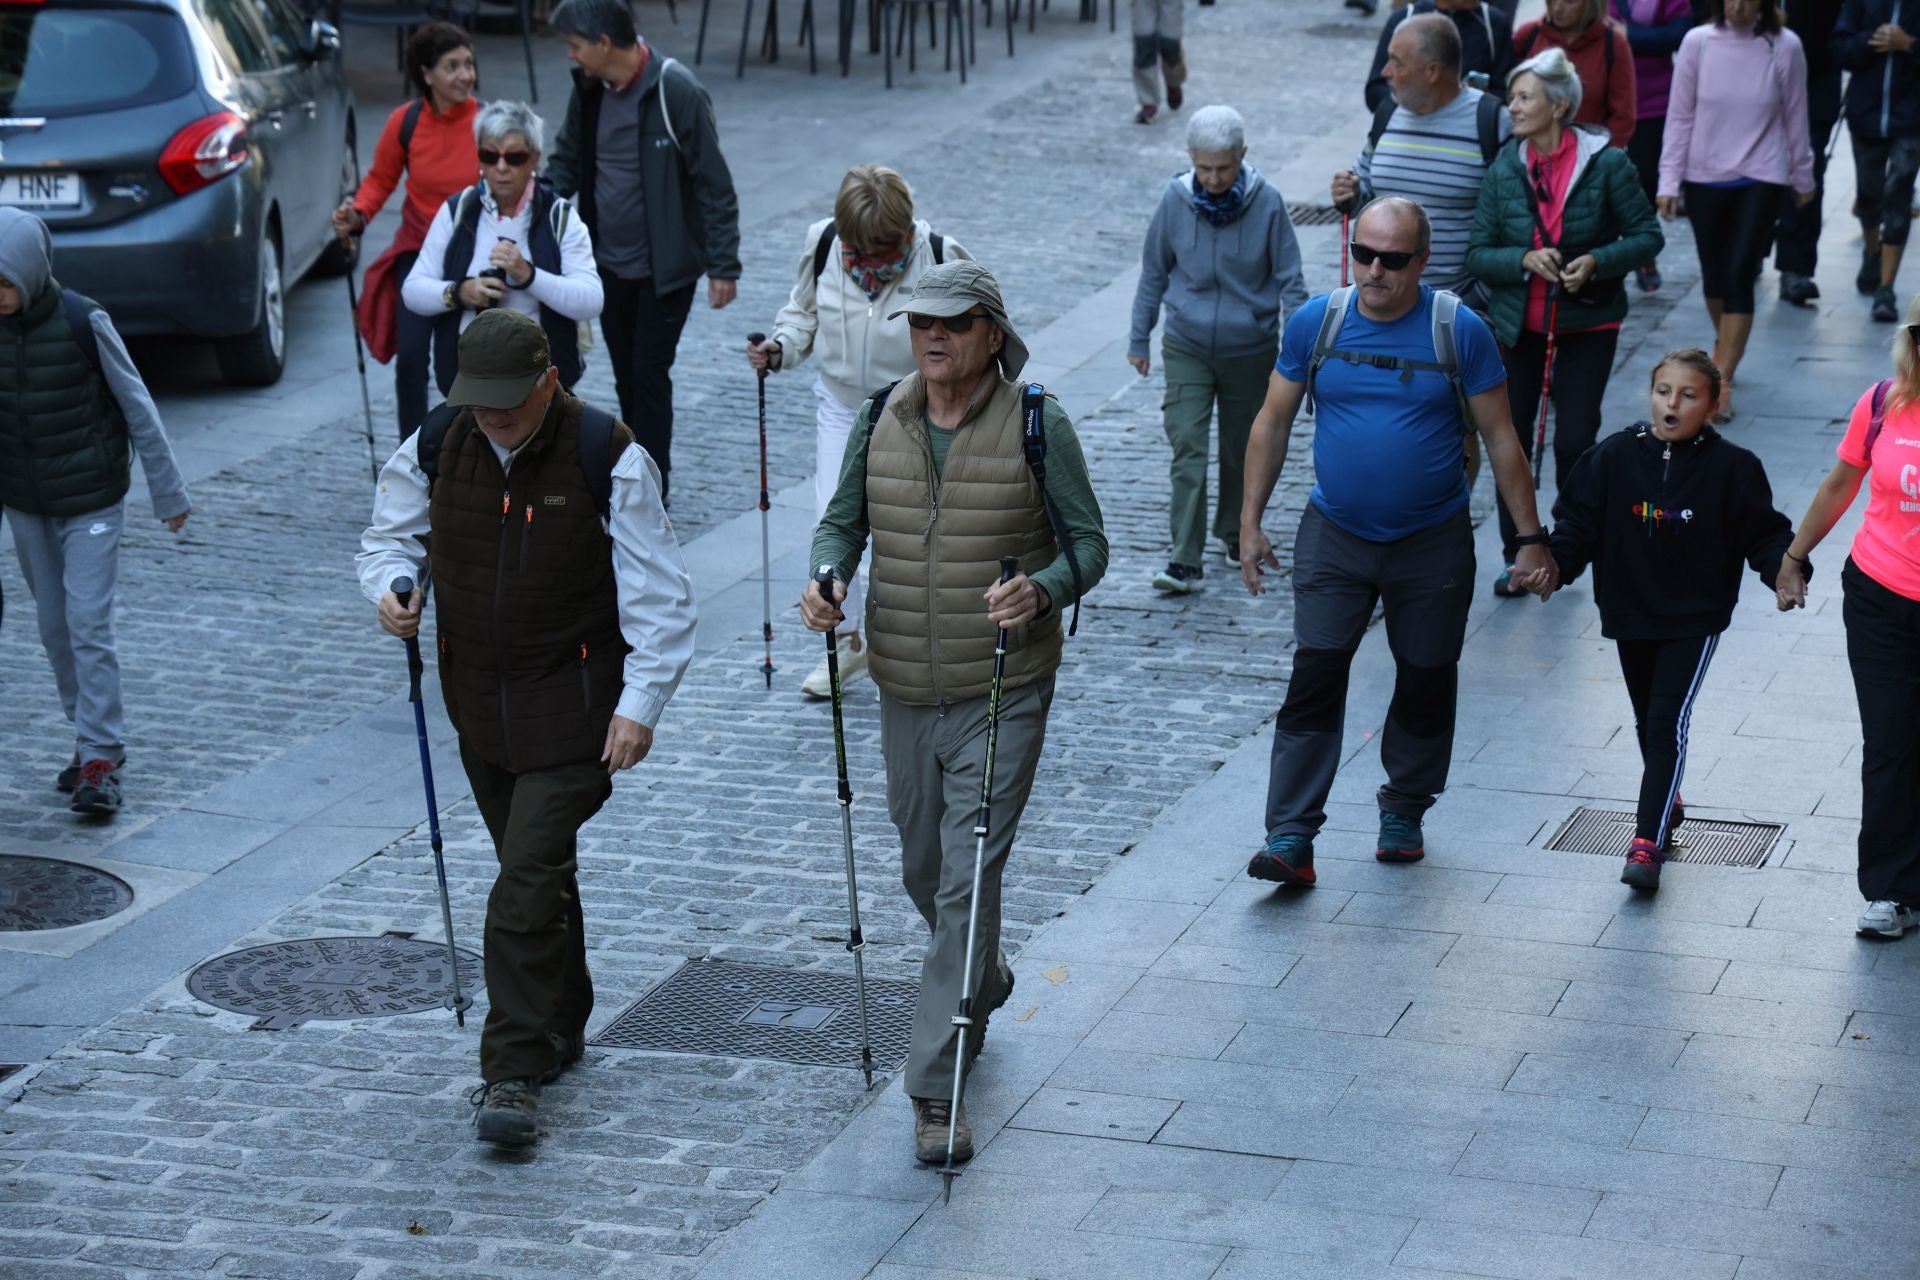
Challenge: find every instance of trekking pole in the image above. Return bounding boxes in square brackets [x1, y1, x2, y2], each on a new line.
[816, 567, 876, 1090]
[339, 159, 380, 483]
[749, 331, 774, 689]
[1340, 212, 1350, 288]
[941, 554, 1019, 1205]
[391, 575, 471, 1028]
[1533, 291, 1560, 491]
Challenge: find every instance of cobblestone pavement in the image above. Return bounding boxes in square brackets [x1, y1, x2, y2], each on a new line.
[0, 3, 1731, 1275]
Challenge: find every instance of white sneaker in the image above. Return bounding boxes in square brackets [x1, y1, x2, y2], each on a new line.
[801, 637, 868, 699]
[1857, 900, 1919, 939]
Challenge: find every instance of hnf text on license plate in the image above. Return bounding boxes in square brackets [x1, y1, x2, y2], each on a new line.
[0, 173, 79, 210]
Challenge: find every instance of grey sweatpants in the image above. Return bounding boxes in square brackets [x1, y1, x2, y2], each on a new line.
[1264, 504, 1474, 844]
[1132, 0, 1187, 108]
[881, 676, 1053, 1099]
[6, 502, 127, 764]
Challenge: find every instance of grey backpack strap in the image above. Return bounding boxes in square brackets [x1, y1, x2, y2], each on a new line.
[1430, 289, 1478, 441]
[1306, 285, 1355, 415]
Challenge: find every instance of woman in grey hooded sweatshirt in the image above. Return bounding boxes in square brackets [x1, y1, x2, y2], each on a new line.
[0, 207, 191, 816]
[1130, 105, 1309, 593]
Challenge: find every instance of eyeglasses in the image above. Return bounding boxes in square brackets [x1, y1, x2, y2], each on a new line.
[906, 310, 986, 333]
[478, 149, 533, 168]
[1348, 242, 1417, 271]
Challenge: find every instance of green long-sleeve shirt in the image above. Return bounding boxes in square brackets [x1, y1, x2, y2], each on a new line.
[809, 381, 1109, 622]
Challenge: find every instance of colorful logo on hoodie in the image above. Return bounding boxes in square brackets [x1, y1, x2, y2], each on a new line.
[1631, 500, 1694, 532]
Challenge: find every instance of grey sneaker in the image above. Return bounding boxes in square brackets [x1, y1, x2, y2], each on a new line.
[912, 1096, 973, 1165]
[54, 756, 81, 793]
[1376, 809, 1425, 863]
[1858, 901, 1919, 939]
[540, 1030, 586, 1085]
[964, 951, 1015, 1066]
[1152, 563, 1203, 594]
[1873, 286, 1900, 322]
[1779, 272, 1820, 305]
[69, 759, 123, 815]
[470, 1078, 540, 1147]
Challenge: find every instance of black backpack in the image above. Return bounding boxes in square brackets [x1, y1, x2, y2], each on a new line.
[412, 400, 620, 520]
[812, 220, 945, 284]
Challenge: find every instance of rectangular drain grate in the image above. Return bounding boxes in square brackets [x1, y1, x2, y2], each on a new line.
[1287, 202, 1345, 227]
[1546, 807, 1782, 868]
[591, 958, 917, 1072]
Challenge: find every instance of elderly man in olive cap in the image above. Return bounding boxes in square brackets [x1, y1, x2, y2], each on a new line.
[800, 260, 1109, 1166]
[358, 308, 696, 1148]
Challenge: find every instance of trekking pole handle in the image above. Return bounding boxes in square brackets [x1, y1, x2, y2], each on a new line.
[748, 332, 767, 378]
[391, 575, 414, 610]
[998, 556, 1018, 584]
[814, 565, 836, 603]
[391, 576, 425, 699]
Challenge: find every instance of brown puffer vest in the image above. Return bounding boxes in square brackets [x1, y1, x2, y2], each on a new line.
[865, 372, 1063, 705]
[428, 392, 631, 771]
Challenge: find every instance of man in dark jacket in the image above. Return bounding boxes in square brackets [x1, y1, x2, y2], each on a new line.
[1365, 0, 1516, 111]
[1776, 0, 1846, 304]
[1835, 0, 1920, 320]
[544, 0, 742, 500]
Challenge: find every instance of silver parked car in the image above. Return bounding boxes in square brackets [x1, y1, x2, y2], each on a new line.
[0, 0, 357, 385]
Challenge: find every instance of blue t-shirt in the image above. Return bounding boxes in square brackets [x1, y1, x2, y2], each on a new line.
[1277, 286, 1506, 542]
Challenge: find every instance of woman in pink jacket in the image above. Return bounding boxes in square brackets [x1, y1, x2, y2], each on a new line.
[1657, 0, 1814, 424]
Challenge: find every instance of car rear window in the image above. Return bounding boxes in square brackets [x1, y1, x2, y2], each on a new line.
[0, 4, 196, 118]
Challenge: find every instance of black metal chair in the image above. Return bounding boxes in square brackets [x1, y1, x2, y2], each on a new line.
[881, 0, 964, 87]
[442, 0, 539, 101]
[330, 0, 445, 79]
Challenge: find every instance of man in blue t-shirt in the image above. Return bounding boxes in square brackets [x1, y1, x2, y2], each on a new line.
[1237, 197, 1557, 886]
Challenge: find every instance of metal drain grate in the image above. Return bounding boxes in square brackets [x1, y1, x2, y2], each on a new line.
[0, 856, 134, 931]
[188, 933, 482, 1030]
[1545, 807, 1782, 868]
[592, 958, 917, 1073]
[1287, 203, 1345, 227]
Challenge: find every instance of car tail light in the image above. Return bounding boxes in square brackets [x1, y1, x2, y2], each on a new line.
[157, 112, 248, 195]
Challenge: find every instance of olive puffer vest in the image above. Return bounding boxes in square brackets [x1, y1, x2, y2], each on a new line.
[866, 372, 1063, 705]
[428, 392, 631, 772]
[0, 285, 127, 517]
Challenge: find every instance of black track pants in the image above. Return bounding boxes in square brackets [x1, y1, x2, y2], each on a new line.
[1616, 634, 1718, 846]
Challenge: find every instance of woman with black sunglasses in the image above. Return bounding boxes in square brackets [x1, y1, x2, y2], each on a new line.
[1467, 47, 1661, 598]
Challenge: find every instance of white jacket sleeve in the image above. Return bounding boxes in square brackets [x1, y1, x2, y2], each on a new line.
[609, 444, 696, 729]
[356, 432, 432, 605]
[526, 199, 605, 321]
[401, 201, 459, 317]
[768, 218, 828, 370]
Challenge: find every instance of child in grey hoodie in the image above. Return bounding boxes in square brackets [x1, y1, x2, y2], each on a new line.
[0, 207, 191, 816]
[1130, 104, 1309, 593]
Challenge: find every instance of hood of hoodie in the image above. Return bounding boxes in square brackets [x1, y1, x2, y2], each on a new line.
[0, 207, 54, 305]
[1171, 162, 1268, 221]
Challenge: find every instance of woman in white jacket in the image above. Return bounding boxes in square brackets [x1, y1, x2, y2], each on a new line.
[747, 165, 969, 698]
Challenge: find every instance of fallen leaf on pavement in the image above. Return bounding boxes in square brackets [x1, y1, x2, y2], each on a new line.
[1041, 965, 1070, 985]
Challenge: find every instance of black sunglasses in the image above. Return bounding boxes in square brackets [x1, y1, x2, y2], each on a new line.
[906, 310, 987, 333]
[1907, 324, 1920, 344]
[1348, 242, 1417, 271]
[478, 148, 532, 168]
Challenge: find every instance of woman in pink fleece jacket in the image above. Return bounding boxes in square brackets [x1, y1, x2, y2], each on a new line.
[1656, 0, 1816, 424]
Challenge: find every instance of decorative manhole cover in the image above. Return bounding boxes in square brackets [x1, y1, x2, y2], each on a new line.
[592, 958, 917, 1072]
[1545, 807, 1782, 868]
[187, 933, 482, 1030]
[1287, 202, 1345, 227]
[0, 856, 134, 931]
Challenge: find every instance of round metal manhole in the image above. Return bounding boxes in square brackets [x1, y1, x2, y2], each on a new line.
[0, 856, 135, 931]
[188, 934, 483, 1030]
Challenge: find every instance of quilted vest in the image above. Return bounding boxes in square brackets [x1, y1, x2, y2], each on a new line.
[435, 181, 585, 389]
[0, 285, 127, 517]
[427, 391, 630, 771]
[866, 372, 1062, 706]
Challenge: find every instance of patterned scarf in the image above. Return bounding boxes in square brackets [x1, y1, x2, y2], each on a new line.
[840, 230, 915, 299]
[1192, 167, 1250, 228]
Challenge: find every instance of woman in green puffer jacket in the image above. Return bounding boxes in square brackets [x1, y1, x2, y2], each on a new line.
[1467, 47, 1663, 598]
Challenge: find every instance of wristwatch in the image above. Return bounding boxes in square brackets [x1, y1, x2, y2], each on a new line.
[1514, 529, 1550, 547]
[443, 280, 461, 311]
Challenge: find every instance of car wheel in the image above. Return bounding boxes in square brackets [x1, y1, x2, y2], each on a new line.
[314, 137, 359, 277]
[217, 230, 286, 387]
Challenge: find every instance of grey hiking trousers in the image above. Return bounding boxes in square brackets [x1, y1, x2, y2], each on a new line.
[7, 503, 127, 764]
[1132, 0, 1187, 108]
[881, 676, 1053, 1099]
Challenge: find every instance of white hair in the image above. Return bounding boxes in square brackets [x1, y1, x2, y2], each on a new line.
[474, 100, 545, 156]
[1186, 105, 1246, 155]
[1512, 47, 1584, 119]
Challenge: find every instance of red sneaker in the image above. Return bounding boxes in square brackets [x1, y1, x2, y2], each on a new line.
[1621, 837, 1664, 892]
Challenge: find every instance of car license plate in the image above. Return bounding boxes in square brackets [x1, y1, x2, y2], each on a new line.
[0, 172, 80, 210]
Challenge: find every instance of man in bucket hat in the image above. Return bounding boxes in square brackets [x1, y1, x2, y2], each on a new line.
[800, 260, 1109, 1166]
[357, 309, 696, 1147]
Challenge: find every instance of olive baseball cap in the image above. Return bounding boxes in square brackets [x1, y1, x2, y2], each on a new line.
[887, 260, 1029, 379]
[447, 309, 551, 409]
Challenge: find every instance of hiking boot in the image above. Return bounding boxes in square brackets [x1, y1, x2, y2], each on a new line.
[1857, 248, 1880, 295]
[54, 756, 82, 794]
[69, 759, 123, 816]
[1166, 84, 1183, 112]
[1134, 104, 1157, 125]
[1376, 809, 1425, 863]
[1779, 272, 1820, 306]
[1858, 900, 1920, 939]
[1491, 563, 1528, 598]
[912, 1096, 973, 1165]
[1873, 285, 1899, 322]
[802, 635, 867, 700]
[470, 1078, 540, 1147]
[1247, 833, 1316, 887]
[1152, 563, 1203, 594]
[540, 1030, 586, 1085]
[1223, 541, 1241, 570]
[965, 951, 1016, 1066]
[1621, 837, 1665, 892]
[1635, 264, 1661, 293]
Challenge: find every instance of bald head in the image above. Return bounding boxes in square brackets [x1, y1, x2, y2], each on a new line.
[1356, 196, 1431, 256]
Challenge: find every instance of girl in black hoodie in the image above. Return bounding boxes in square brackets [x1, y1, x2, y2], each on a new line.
[1541, 349, 1803, 889]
